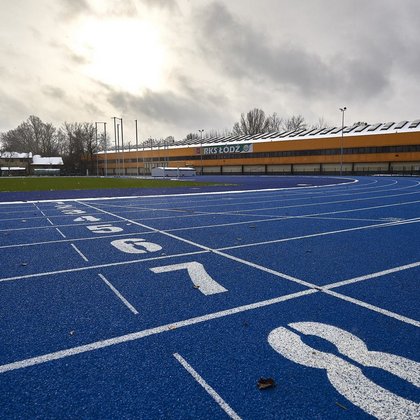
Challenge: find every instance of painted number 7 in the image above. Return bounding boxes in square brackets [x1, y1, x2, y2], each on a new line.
[150, 262, 227, 296]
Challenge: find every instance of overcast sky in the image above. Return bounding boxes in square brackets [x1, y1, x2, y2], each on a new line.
[1, 0, 420, 142]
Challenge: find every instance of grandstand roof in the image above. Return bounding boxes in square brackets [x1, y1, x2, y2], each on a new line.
[98, 118, 420, 154]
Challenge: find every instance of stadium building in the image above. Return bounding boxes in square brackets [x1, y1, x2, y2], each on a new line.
[95, 119, 420, 176]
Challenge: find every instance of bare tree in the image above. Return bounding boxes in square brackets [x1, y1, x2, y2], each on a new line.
[239, 108, 270, 135]
[266, 112, 283, 132]
[311, 117, 330, 130]
[232, 122, 242, 136]
[0, 115, 60, 155]
[61, 122, 96, 174]
[282, 115, 306, 131]
[185, 132, 199, 141]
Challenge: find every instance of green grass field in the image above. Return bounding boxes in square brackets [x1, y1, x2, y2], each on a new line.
[0, 177, 222, 192]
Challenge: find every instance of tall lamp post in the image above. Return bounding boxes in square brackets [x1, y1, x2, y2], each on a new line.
[95, 122, 107, 176]
[198, 129, 204, 174]
[339, 107, 347, 176]
[112, 117, 124, 175]
[135, 119, 139, 175]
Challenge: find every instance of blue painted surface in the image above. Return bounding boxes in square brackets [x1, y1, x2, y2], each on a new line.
[0, 175, 419, 418]
[0, 175, 353, 202]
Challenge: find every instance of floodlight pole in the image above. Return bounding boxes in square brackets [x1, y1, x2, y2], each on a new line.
[95, 122, 98, 176]
[199, 129, 204, 174]
[339, 107, 347, 176]
[112, 117, 124, 175]
[112, 117, 119, 175]
[104, 122, 107, 176]
[120, 118, 125, 175]
[135, 119, 139, 175]
[95, 121, 107, 176]
[117, 123, 120, 175]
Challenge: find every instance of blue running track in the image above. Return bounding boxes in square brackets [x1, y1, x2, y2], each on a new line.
[0, 175, 419, 419]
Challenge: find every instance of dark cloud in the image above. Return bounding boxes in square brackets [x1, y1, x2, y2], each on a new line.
[42, 85, 66, 99]
[59, 0, 91, 19]
[0, 89, 30, 131]
[194, 2, 394, 101]
[107, 87, 230, 131]
[135, 0, 179, 11]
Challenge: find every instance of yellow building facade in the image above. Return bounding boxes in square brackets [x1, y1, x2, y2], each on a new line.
[95, 119, 420, 176]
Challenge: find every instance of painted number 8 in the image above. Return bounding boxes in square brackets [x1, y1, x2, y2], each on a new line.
[268, 322, 420, 419]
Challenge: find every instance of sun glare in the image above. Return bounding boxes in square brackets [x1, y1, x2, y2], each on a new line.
[72, 18, 166, 92]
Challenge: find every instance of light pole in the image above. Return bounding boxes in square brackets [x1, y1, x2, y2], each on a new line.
[339, 107, 347, 176]
[112, 117, 124, 175]
[135, 119, 139, 175]
[95, 122, 107, 176]
[198, 129, 204, 174]
[95, 122, 99, 176]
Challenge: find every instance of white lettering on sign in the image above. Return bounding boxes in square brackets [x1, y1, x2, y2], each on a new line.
[150, 262, 227, 296]
[73, 216, 102, 222]
[86, 224, 124, 234]
[111, 238, 162, 254]
[268, 322, 420, 419]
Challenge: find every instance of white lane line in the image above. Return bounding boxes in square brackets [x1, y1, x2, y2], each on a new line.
[78, 201, 315, 290]
[86, 186, 420, 216]
[0, 289, 316, 374]
[174, 353, 242, 420]
[0, 231, 155, 250]
[324, 290, 420, 328]
[0, 218, 132, 232]
[0, 179, 355, 205]
[325, 261, 420, 290]
[78, 200, 420, 328]
[98, 273, 139, 315]
[70, 243, 89, 262]
[0, 250, 207, 283]
[217, 217, 420, 252]
[2, 194, 419, 236]
[33, 203, 55, 226]
[137, 198, 420, 233]
[55, 228, 66, 238]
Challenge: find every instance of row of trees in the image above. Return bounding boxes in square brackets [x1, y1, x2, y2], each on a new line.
[0, 116, 102, 174]
[186, 109, 330, 139]
[1, 110, 333, 174]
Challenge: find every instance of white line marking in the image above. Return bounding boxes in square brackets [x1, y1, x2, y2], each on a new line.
[70, 243, 89, 262]
[33, 203, 55, 226]
[78, 201, 317, 290]
[0, 251, 207, 283]
[0, 178, 359, 206]
[98, 273, 139, 315]
[55, 228, 66, 238]
[324, 290, 420, 328]
[218, 217, 420, 252]
[78, 200, 420, 328]
[0, 289, 315, 374]
[174, 353, 242, 420]
[324, 261, 420, 290]
[0, 231, 155, 250]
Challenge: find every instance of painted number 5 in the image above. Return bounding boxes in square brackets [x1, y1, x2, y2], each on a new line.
[268, 322, 420, 419]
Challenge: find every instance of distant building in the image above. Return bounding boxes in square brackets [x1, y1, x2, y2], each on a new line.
[0, 152, 32, 176]
[0, 152, 63, 176]
[151, 167, 196, 177]
[31, 155, 64, 176]
[95, 119, 420, 176]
